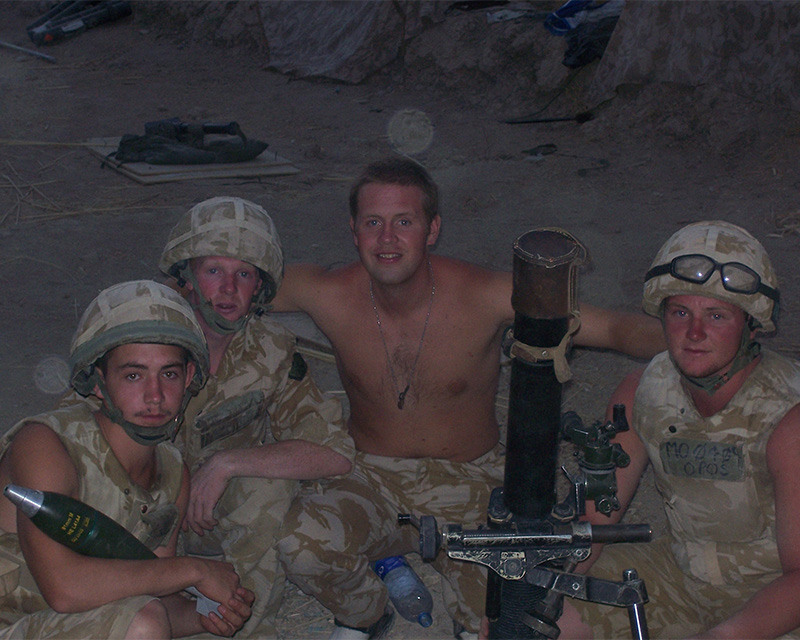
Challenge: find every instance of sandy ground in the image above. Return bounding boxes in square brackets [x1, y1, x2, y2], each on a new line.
[1, 2, 800, 638]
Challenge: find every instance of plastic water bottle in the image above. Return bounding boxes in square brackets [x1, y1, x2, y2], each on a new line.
[373, 555, 434, 627]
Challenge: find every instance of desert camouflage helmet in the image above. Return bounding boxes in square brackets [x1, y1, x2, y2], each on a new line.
[643, 220, 779, 332]
[70, 280, 210, 445]
[159, 196, 284, 301]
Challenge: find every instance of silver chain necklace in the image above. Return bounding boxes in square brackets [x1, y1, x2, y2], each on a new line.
[369, 260, 435, 410]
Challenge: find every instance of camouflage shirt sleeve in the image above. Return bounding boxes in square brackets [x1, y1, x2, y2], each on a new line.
[250, 317, 355, 471]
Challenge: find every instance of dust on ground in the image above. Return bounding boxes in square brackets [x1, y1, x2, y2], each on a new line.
[1, 2, 800, 638]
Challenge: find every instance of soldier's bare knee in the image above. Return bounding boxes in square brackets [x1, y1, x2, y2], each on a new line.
[125, 599, 170, 640]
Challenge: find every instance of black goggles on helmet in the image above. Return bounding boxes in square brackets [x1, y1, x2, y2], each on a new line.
[645, 254, 780, 302]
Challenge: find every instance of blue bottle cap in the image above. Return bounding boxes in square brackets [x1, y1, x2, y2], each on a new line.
[373, 555, 407, 579]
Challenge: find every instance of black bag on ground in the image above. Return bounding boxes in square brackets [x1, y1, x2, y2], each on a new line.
[111, 119, 269, 165]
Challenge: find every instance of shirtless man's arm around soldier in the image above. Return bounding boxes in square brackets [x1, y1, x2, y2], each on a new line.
[273, 157, 664, 461]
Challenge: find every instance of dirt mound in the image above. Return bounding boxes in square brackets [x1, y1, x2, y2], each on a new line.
[136, 1, 575, 111]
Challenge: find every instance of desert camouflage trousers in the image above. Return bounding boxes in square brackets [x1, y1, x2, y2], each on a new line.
[570, 536, 800, 639]
[0, 594, 154, 639]
[277, 444, 506, 634]
[182, 475, 297, 639]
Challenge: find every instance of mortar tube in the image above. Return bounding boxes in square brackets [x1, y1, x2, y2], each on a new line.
[489, 228, 585, 639]
[503, 228, 584, 519]
[503, 314, 567, 519]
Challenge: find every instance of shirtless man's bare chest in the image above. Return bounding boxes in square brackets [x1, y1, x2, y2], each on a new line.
[310, 260, 511, 461]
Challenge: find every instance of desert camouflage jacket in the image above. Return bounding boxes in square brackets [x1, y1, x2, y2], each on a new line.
[177, 315, 354, 472]
[634, 349, 800, 586]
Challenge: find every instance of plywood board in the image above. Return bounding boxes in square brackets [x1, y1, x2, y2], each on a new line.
[85, 136, 299, 184]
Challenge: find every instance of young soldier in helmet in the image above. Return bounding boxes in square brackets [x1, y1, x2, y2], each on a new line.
[159, 196, 355, 638]
[0, 280, 254, 639]
[562, 221, 800, 638]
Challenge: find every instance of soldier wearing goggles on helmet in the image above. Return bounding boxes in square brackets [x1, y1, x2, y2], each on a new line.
[0, 281, 254, 639]
[562, 221, 800, 639]
[158, 196, 355, 638]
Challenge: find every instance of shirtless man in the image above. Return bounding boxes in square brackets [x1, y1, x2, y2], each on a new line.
[0, 280, 253, 639]
[273, 157, 665, 639]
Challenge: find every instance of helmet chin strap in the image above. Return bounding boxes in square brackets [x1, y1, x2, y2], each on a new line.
[678, 325, 760, 396]
[179, 265, 276, 335]
[94, 376, 188, 446]
[183, 267, 251, 334]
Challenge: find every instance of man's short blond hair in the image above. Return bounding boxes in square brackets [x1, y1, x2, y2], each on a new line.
[349, 157, 439, 224]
